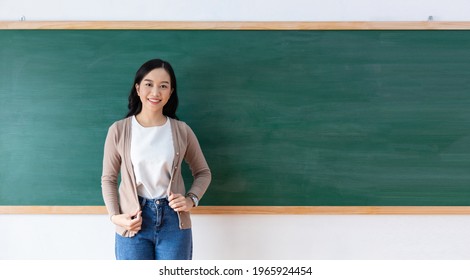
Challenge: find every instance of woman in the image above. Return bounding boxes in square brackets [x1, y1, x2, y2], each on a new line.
[101, 58, 211, 260]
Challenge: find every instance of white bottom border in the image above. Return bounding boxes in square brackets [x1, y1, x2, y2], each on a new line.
[2, 260, 470, 280]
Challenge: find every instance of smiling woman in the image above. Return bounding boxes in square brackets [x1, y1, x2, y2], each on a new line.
[126, 59, 179, 121]
[135, 68, 174, 126]
[101, 58, 212, 260]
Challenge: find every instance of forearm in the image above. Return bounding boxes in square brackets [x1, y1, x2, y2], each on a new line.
[101, 175, 120, 216]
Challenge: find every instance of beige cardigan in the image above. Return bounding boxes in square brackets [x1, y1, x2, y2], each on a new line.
[101, 117, 211, 237]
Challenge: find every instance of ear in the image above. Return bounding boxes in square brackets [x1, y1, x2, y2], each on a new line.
[135, 83, 140, 95]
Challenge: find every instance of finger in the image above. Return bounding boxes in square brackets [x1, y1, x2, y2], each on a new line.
[130, 210, 141, 219]
[123, 212, 141, 228]
[168, 195, 181, 207]
[128, 219, 142, 231]
[169, 198, 184, 209]
[170, 193, 183, 201]
[169, 200, 177, 209]
[176, 204, 187, 211]
[130, 213, 142, 226]
[173, 200, 190, 212]
[129, 224, 142, 231]
[170, 203, 179, 211]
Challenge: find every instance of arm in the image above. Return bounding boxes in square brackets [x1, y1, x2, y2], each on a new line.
[101, 123, 122, 217]
[184, 124, 212, 200]
[168, 124, 211, 212]
[101, 123, 143, 234]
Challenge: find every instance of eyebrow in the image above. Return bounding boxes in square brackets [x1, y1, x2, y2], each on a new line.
[143, 79, 170, 84]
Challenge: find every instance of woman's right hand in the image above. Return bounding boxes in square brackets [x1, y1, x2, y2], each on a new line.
[111, 211, 142, 234]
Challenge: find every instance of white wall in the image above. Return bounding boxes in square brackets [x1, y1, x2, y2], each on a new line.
[2, 214, 470, 260]
[2, 0, 470, 260]
[2, 0, 470, 21]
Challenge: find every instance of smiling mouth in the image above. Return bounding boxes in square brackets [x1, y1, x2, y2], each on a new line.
[148, 98, 161, 105]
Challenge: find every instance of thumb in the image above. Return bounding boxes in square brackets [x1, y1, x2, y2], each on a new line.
[131, 210, 141, 220]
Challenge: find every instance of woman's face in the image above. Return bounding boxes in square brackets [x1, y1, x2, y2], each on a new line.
[135, 68, 173, 115]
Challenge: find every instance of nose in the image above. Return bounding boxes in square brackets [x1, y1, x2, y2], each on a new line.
[151, 86, 159, 96]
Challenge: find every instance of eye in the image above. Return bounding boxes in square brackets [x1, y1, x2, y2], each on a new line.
[145, 83, 152, 87]
[160, 84, 169, 89]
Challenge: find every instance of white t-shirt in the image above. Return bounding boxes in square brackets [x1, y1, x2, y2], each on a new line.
[131, 116, 174, 199]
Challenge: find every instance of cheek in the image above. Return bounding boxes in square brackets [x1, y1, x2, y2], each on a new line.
[164, 91, 173, 100]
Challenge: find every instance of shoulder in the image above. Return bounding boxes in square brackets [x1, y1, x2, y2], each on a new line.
[106, 117, 132, 140]
[109, 117, 132, 131]
[169, 118, 199, 141]
[169, 118, 191, 133]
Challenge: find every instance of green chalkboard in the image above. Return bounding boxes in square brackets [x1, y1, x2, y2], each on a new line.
[2, 29, 470, 206]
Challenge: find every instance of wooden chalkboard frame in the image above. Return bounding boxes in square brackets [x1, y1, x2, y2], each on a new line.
[2, 21, 470, 214]
[2, 21, 470, 30]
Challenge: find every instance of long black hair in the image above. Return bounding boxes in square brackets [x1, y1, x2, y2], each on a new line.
[126, 58, 179, 119]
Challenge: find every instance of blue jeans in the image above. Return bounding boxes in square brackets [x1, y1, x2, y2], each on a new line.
[115, 196, 192, 260]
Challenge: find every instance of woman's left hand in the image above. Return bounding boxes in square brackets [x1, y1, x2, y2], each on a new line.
[168, 192, 193, 212]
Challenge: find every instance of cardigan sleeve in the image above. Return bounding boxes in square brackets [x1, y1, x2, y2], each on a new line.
[101, 123, 122, 217]
[184, 123, 212, 201]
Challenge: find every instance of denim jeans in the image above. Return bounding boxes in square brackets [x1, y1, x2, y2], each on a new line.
[115, 196, 193, 260]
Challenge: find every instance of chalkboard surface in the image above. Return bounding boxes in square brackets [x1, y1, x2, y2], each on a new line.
[2, 29, 470, 206]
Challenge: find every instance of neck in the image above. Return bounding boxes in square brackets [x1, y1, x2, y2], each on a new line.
[135, 111, 167, 127]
